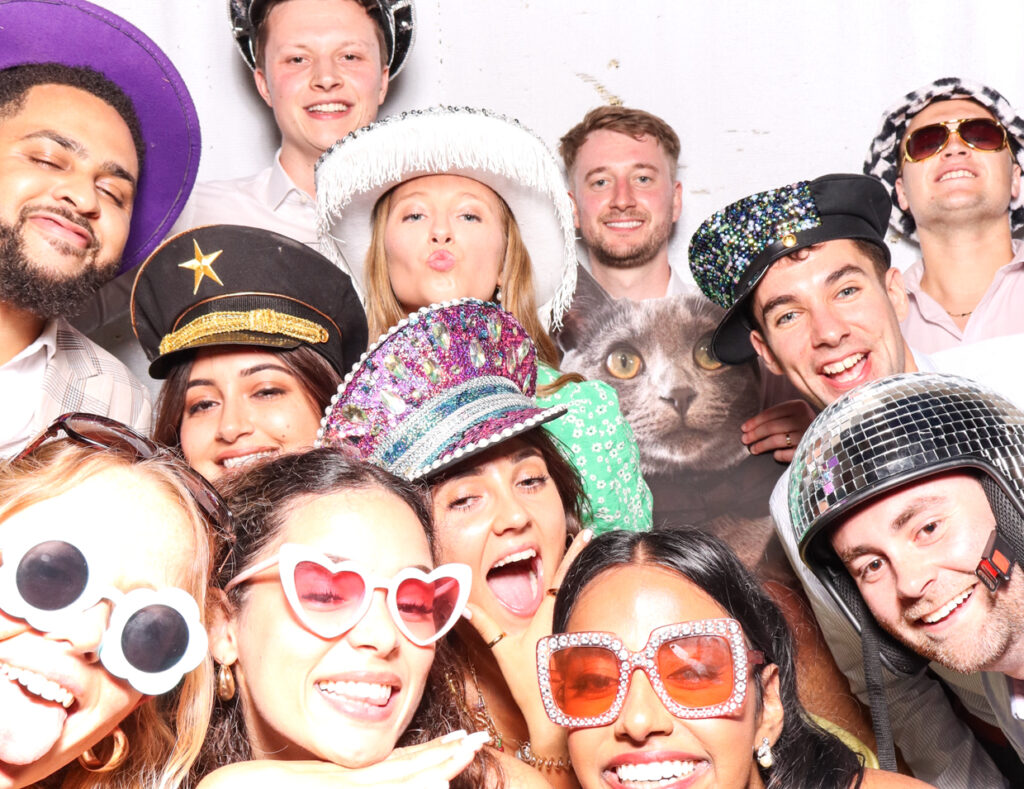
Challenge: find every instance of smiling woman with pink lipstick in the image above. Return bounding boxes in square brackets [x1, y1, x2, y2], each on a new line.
[192, 448, 541, 789]
[318, 106, 653, 536]
[132, 225, 368, 487]
[546, 529, 929, 789]
[0, 419, 225, 789]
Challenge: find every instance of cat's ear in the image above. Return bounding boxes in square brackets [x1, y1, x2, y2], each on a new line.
[554, 264, 615, 353]
[749, 329, 783, 376]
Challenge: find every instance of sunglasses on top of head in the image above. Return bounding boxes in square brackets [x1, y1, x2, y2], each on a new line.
[537, 618, 764, 729]
[16, 413, 231, 534]
[0, 529, 208, 696]
[903, 117, 1009, 164]
[226, 544, 471, 646]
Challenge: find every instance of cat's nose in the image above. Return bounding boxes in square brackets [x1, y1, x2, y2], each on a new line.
[662, 386, 696, 416]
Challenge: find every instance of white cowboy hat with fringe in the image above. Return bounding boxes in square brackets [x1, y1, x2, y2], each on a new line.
[315, 106, 578, 330]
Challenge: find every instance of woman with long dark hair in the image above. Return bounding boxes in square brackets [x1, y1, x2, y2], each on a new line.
[132, 225, 367, 486]
[192, 449, 546, 788]
[545, 529, 928, 789]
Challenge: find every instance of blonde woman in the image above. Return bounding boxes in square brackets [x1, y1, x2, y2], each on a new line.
[0, 415, 224, 789]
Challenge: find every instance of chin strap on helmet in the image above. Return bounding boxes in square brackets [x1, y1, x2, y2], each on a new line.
[978, 477, 1024, 590]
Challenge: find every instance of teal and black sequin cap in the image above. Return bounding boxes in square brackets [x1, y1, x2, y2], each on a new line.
[687, 174, 892, 364]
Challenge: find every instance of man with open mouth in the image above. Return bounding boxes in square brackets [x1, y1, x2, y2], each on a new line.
[792, 373, 1024, 784]
[865, 78, 1024, 353]
[688, 173, 1024, 786]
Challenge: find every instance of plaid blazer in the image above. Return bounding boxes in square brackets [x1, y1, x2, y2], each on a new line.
[33, 318, 152, 436]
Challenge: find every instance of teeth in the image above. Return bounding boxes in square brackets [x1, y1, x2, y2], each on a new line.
[308, 102, 349, 113]
[614, 759, 698, 785]
[491, 548, 537, 570]
[221, 451, 275, 469]
[939, 169, 975, 182]
[317, 680, 393, 703]
[606, 220, 642, 228]
[0, 662, 74, 708]
[822, 353, 864, 376]
[923, 588, 973, 624]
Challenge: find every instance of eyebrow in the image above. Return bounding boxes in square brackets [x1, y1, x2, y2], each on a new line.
[185, 363, 294, 390]
[836, 495, 946, 564]
[24, 129, 137, 190]
[440, 446, 543, 482]
[759, 264, 870, 323]
[581, 162, 658, 182]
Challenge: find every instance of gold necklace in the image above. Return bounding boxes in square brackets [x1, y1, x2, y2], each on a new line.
[446, 662, 519, 753]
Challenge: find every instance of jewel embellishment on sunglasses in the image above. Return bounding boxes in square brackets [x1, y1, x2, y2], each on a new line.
[0, 531, 208, 696]
[225, 544, 471, 647]
[903, 117, 1008, 163]
[537, 618, 764, 729]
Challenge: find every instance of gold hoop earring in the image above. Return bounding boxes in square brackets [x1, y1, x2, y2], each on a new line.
[78, 727, 129, 773]
[216, 662, 236, 701]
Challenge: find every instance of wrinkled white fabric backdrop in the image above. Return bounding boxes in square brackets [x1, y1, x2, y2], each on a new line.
[95, 0, 1024, 274]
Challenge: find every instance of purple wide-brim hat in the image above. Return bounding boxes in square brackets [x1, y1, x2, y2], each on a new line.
[316, 299, 566, 481]
[0, 0, 201, 273]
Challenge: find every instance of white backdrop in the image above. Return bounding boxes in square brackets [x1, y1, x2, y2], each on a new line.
[95, 0, 1024, 274]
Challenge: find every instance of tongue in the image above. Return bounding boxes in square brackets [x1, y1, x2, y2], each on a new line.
[0, 677, 68, 765]
[486, 562, 537, 613]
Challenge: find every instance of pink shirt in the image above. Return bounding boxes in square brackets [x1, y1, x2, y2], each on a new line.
[900, 240, 1024, 353]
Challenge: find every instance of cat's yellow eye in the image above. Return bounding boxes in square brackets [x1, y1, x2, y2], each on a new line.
[605, 349, 643, 379]
[694, 333, 723, 371]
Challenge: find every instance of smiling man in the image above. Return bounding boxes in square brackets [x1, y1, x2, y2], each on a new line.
[559, 106, 683, 301]
[865, 78, 1024, 352]
[174, 0, 414, 246]
[689, 173, 1024, 786]
[792, 373, 1024, 774]
[0, 0, 200, 455]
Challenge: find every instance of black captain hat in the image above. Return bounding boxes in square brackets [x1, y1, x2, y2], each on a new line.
[131, 225, 368, 379]
[688, 174, 892, 365]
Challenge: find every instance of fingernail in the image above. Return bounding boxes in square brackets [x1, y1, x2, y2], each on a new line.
[581, 528, 593, 543]
[463, 731, 491, 748]
[441, 729, 468, 743]
[461, 608, 473, 621]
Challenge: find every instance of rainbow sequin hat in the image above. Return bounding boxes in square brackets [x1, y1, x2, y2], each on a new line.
[688, 174, 891, 365]
[316, 298, 567, 480]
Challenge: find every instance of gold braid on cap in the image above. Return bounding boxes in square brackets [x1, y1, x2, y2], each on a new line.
[159, 309, 329, 355]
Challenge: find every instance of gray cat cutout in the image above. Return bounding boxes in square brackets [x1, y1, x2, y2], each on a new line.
[554, 266, 876, 748]
[554, 265, 786, 579]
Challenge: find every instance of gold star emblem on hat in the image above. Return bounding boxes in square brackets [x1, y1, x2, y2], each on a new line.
[179, 240, 224, 294]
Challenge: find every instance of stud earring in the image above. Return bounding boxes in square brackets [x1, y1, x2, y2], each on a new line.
[756, 736, 773, 769]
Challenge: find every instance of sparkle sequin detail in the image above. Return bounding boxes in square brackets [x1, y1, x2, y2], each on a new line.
[789, 373, 1024, 554]
[316, 299, 566, 480]
[537, 619, 754, 728]
[688, 181, 821, 309]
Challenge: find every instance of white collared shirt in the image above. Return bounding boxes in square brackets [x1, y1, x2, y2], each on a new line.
[169, 149, 320, 250]
[0, 320, 58, 457]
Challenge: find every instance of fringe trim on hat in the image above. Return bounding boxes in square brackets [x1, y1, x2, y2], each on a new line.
[316, 107, 577, 329]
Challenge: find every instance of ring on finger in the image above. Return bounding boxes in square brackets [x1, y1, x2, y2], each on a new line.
[785, 432, 792, 448]
[546, 587, 559, 597]
[486, 632, 507, 649]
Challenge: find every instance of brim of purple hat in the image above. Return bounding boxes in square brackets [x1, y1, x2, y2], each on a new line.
[408, 402, 567, 481]
[0, 0, 200, 273]
[863, 77, 1024, 237]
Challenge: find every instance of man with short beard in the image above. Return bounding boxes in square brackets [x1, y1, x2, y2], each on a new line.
[559, 106, 684, 301]
[0, 0, 200, 455]
[792, 373, 1024, 775]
